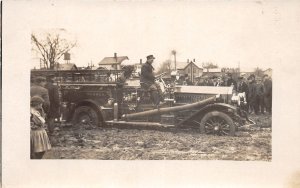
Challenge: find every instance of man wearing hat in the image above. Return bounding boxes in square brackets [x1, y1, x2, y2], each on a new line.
[226, 73, 237, 90]
[247, 74, 258, 114]
[212, 75, 222, 87]
[45, 74, 60, 134]
[263, 74, 272, 114]
[255, 77, 265, 114]
[236, 74, 249, 111]
[140, 55, 163, 108]
[31, 76, 50, 113]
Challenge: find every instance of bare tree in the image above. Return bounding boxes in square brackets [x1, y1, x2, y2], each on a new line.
[31, 30, 77, 69]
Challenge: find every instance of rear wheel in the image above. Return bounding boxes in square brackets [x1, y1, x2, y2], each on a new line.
[72, 106, 100, 126]
[196, 111, 235, 136]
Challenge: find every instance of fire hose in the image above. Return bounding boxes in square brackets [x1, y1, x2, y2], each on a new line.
[122, 96, 216, 120]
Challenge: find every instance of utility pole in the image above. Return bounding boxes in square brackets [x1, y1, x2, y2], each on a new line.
[174, 53, 177, 70]
[172, 50, 177, 71]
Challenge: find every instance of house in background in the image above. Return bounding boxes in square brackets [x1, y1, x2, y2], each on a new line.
[132, 59, 143, 78]
[176, 59, 203, 83]
[98, 53, 129, 70]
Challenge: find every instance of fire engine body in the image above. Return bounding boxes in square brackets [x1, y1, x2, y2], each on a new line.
[31, 69, 253, 136]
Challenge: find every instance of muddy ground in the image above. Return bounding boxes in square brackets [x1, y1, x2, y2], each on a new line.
[44, 114, 271, 160]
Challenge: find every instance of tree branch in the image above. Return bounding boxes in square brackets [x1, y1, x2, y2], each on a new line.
[31, 31, 77, 69]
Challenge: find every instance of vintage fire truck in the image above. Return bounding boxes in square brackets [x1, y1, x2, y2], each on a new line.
[31, 69, 253, 136]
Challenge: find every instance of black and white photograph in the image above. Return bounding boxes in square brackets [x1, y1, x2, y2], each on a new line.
[2, 1, 300, 187]
[30, 30, 272, 161]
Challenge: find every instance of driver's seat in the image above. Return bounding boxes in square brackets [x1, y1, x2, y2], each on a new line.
[139, 82, 152, 104]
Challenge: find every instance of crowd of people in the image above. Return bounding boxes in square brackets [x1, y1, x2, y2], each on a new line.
[194, 73, 273, 115]
[139, 55, 273, 115]
[30, 75, 60, 159]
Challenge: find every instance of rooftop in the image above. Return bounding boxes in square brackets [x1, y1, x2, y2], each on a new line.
[98, 56, 129, 65]
[176, 61, 203, 70]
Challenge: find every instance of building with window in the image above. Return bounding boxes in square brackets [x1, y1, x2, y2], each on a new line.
[176, 60, 203, 83]
[98, 53, 129, 70]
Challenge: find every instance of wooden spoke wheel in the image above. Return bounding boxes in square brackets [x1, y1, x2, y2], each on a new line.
[194, 111, 235, 136]
[72, 106, 100, 126]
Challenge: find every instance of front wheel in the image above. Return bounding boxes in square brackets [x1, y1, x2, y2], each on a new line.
[199, 111, 235, 136]
[72, 106, 100, 127]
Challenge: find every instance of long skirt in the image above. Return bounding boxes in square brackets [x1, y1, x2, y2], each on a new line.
[31, 128, 51, 153]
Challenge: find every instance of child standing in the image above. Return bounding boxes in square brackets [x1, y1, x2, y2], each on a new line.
[30, 96, 51, 159]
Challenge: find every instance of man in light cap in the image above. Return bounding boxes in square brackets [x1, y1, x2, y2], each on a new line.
[140, 55, 163, 108]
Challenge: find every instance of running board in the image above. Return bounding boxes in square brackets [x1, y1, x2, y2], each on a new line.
[105, 120, 175, 128]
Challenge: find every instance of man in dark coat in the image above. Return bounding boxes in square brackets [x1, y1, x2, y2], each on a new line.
[140, 55, 163, 108]
[204, 76, 214, 86]
[236, 75, 249, 111]
[31, 76, 50, 113]
[45, 75, 60, 134]
[255, 77, 265, 114]
[212, 76, 220, 87]
[247, 74, 258, 114]
[263, 74, 272, 114]
[226, 73, 237, 90]
[184, 75, 193, 85]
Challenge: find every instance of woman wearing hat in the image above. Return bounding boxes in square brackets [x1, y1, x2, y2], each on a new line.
[30, 96, 51, 159]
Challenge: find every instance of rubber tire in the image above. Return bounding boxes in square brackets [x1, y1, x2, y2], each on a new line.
[200, 111, 235, 136]
[72, 106, 99, 126]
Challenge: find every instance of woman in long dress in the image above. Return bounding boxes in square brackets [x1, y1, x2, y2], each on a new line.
[30, 96, 51, 159]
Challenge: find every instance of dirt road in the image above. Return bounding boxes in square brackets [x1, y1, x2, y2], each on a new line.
[44, 114, 271, 160]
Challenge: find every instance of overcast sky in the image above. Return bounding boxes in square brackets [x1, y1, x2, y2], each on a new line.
[29, 1, 299, 71]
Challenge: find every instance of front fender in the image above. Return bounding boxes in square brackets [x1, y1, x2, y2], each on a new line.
[177, 103, 238, 126]
[74, 99, 107, 122]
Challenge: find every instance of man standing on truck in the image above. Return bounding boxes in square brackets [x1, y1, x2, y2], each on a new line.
[140, 55, 163, 108]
